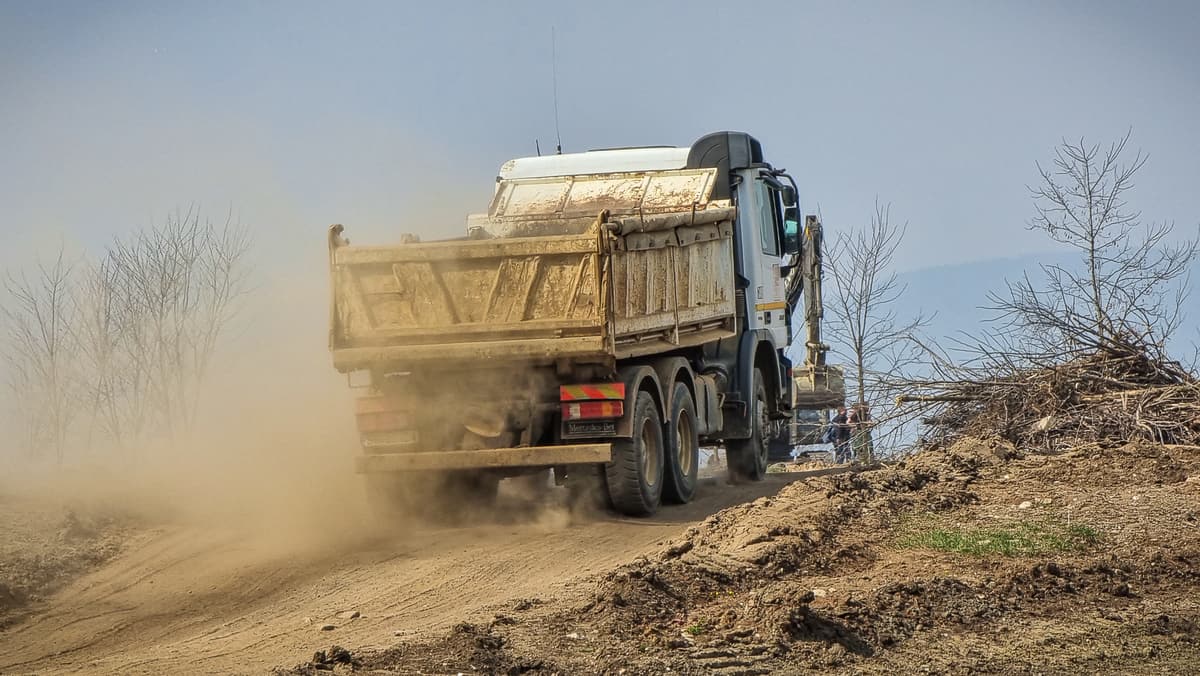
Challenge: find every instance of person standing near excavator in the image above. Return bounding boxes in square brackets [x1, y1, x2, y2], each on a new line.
[830, 405, 852, 463]
[849, 402, 875, 464]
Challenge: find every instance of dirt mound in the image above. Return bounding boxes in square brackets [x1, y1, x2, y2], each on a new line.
[1024, 440, 1194, 487]
[340, 436, 1200, 674]
[344, 622, 557, 675]
[277, 645, 360, 674]
[0, 495, 133, 629]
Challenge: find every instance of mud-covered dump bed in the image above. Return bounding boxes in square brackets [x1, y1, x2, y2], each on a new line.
[329, 168, 738, 373]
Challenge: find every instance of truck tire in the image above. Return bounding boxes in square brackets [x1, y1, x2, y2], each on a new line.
[567, 464, 612, 513]
[663, 382, 699, 504]
[726, 368, 769, 482]
[604, 390, 665, 516]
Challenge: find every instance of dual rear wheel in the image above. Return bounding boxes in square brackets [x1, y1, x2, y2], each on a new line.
[367, 375, 755, 522]
[604, 383, 699, 516]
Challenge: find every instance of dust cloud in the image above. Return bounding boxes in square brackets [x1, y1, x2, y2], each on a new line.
[0, 206, 588, 564]
[0, 261, 373, 557]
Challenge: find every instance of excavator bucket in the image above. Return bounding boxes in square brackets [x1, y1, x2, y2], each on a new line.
[792, 365, 846, 410]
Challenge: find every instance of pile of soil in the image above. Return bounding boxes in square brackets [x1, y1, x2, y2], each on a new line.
[336, 435, 1200, 674]
[0, 494, 133, 629]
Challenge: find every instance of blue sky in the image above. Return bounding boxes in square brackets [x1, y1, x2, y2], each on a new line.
[2, 1, 1199, 463]
[2, 1, 1197, 277]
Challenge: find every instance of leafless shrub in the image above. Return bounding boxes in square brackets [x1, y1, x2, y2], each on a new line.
[899, 133, 1198, 451]
[1, 247, 79, 462]
[104, 209, 251, 444]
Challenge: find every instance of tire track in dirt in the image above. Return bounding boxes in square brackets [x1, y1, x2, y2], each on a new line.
[0, 473, 819, 675]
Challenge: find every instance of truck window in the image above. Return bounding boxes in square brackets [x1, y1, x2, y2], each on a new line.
[756, 181, 781, 256]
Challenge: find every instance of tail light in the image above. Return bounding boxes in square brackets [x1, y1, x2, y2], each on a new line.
[354, 396, 410, 433]
[559, 382, 625, 421]
[561, 400, 624, 421]
[356, 411, 410, 433]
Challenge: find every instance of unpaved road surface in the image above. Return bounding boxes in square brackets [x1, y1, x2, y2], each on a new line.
[269, 439, 1200, 676]
[0, 473, 814, 675]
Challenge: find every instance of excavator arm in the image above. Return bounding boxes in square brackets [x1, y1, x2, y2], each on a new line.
[785, 214, 845, 410]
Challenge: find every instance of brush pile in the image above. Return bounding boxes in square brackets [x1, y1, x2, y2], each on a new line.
[907, 341, 1200, 450]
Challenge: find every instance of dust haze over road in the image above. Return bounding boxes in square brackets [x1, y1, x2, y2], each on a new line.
[0, 238, 818, 674]
[0, 453, 807, 675]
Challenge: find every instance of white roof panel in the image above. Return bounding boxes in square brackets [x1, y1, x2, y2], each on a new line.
[499, 147, 690, 180]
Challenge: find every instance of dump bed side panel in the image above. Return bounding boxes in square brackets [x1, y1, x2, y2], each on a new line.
[330, 233, 608, 371]
[610, 221, 737, 357]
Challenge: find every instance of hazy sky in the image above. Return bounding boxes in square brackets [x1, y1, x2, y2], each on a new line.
[2, 0, 1198, 274]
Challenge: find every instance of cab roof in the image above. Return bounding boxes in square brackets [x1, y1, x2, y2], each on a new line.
[498, 146, 690, 180]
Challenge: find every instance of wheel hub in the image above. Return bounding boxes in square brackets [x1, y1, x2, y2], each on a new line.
[677, 410, 695, 475]
[640, 420, 660, 486]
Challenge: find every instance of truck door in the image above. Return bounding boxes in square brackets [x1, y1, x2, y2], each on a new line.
[736, 170, 789, 349]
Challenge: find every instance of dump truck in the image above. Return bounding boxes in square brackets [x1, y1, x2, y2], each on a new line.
[328, 131, 844, 517]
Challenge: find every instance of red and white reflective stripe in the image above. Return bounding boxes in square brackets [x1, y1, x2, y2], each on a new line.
[561, 400, 624, 421]
[560, 383, 625, 401]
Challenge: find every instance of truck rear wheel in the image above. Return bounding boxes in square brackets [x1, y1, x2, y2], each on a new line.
[663, 382, 699, 504]
[726, 368, 769, 482]
[604, 390, 664, 516]
[567, 464, 612, 513]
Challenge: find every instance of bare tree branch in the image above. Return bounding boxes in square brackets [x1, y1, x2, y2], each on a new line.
[992, 131, 1200, 360]
[825, 199, 932, 461]
[1, 246, 79, 462]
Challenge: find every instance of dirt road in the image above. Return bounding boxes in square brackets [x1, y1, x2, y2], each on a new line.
[0, 472, 815, 675]
[347, 438, 1196, 676]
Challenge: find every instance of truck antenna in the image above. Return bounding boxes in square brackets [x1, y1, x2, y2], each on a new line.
[552, 26, 563, 154]
[535, 139, 542, 156]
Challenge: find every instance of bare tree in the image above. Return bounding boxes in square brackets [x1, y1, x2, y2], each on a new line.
[102, 208, 251, 445]
[989, 131, 1198, 360]
[71, 250, 141, 449]
[1, 210, 251, 462]
[1, 247, 79, 462]
[825, 200, 930, 461]
[896, 133, 1200, 452]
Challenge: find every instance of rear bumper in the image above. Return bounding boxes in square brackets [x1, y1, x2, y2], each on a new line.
[332, 336, 608, 372]
[354, 443, 613, 473]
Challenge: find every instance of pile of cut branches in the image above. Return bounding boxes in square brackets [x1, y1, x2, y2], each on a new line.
[901, 341, 1199, 450]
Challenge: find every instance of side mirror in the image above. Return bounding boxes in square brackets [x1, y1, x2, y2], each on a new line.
[783, 206, 801, 255]
[780, 185, 798, 207]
